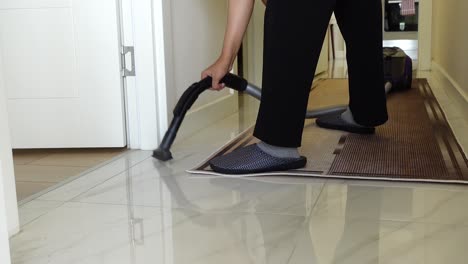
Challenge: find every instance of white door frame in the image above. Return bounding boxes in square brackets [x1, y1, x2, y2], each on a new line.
[120, 0, 174, 150]
[1, 163, 13, 264]
[0, 47, 19, 239]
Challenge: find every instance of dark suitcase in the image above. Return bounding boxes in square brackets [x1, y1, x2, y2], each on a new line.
[383, 47, 413, 91]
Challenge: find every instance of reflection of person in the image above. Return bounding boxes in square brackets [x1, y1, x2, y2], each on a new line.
[330, 186, 382, 264]
[203, 0, 388, 174]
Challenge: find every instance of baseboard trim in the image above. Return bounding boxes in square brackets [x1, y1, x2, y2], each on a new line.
[430, 62, 468, 155]
[432, 62, 468, 104]
[174, 93, 239, 143]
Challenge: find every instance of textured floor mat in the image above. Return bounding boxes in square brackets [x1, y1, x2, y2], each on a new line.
[189, 79, 468, 184]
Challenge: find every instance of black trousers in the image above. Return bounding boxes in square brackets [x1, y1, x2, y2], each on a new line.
[253, 0, 388, 147]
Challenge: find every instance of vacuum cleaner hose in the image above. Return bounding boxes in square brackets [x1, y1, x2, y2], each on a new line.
[153, 74, 248, 161]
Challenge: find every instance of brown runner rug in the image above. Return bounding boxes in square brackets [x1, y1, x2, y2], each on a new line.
[188, 79, 468, 184]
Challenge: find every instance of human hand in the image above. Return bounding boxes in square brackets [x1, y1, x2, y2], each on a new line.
[201, 56, 233, 90]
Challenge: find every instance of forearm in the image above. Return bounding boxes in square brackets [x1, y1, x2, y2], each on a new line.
[220, 0, 255, 65]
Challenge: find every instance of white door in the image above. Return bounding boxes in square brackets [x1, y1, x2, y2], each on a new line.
[0, 0, 126, 148]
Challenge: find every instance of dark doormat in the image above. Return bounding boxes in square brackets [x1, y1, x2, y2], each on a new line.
[189, 79, 468, 184]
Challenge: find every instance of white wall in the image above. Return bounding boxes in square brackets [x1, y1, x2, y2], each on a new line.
[170, 0, 232, 109]
[0, 47, 19, 237]
[432, 0, 468, 96]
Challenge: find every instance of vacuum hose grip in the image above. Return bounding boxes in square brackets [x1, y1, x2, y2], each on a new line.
[221, 73, 248, 92]
[153, 73, 248, 161]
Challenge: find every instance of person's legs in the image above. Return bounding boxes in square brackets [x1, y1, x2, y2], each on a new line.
[333, 0, 388, 126]
[209, 0, 335, 174]
[253, 0, 336, 148]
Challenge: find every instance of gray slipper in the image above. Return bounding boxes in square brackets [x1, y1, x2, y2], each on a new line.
[316, 113, 375, 134]
[209, 144, 307, 175]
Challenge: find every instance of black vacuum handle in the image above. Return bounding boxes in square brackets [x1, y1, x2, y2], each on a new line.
[174, 73, 247, 116]
[221, 73, 249, 92]
[198, 73, 248, 92]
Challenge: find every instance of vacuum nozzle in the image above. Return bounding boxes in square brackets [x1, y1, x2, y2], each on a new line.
[152, 148, 173, 161]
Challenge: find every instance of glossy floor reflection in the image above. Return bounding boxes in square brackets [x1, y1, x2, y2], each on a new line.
[10, 75, 468, 264]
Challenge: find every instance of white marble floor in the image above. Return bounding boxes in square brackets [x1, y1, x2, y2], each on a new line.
[10, 72, 468, 264]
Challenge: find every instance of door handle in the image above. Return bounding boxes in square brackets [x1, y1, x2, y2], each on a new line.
[122, 46, 136, 77]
